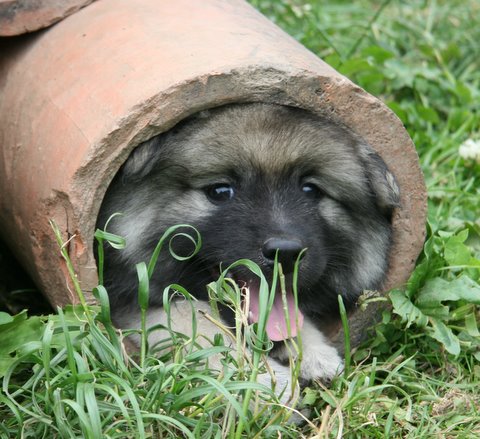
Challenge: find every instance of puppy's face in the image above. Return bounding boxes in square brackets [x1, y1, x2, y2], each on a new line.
[99, 104, 399, 321]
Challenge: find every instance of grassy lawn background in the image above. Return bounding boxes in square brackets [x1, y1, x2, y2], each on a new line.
[1, 0, 480, 437]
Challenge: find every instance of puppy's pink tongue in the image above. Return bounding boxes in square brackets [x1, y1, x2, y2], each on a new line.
[248, 286, 304, 341]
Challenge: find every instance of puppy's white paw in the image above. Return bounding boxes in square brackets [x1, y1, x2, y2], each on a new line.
[272, 317, 344, 384]
[298, 318, 344, 383]
[300, 341, 343, 383]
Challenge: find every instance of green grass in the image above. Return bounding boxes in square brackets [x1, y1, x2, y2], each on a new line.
[2, 0, 480, 437]
[1, 224, 307, 438]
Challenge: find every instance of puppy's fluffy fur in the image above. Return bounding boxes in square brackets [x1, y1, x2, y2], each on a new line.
[97, 103, 399, 394]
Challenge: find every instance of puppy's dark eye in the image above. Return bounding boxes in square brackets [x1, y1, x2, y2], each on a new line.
[301, 182, 323, 199]
[205, 184, 235, 203]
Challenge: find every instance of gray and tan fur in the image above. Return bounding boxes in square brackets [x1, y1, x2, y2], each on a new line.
[97, 103, 400, 397]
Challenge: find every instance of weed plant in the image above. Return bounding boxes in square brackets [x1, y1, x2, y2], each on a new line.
[2, 0, 480, 437]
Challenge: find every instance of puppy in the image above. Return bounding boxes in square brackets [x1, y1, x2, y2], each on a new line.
[96, 103, 399, 398]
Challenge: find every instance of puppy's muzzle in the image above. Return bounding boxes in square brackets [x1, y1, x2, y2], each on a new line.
[262, 238, 304, 274]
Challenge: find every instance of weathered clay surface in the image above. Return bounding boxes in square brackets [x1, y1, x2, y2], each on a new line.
[0, 0, 94, 36]
[0, 0, 427, 339]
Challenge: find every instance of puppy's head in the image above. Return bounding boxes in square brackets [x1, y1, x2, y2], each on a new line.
[99, 103, 400, 328]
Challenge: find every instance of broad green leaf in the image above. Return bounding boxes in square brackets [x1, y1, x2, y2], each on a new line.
[447, 108, 473, 132]
[338, 58, 373, 76]
[443, 229, 471, 266]
[390, 290, 428, 327]
[416, 105, 440, 124]
[440, 43, 461, 62]
[0, 312, 14, 325]
[417, 276, 480, 305]
[429, 319, 460, 356]
[0, 311, 43, 352]
[0, 311, 44, 377]
[453, 81, 472, 103]
[360, 45, 395, 63]
[384, 59, 415, 88]
[302, 387, 318, 406]
[406, 225, 443, 298]
[465, 312, 480, 337]
[324, 53, 341, 69]
[417, 302, 449, 320]
[358, 71, 385, 95]
[318, 390, 337, 408]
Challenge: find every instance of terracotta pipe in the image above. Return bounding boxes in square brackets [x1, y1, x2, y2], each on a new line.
[0, 0, 95, 36]
[0, 0, 426, 338]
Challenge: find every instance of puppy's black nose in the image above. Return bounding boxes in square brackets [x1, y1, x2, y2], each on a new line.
[262, 238, 304, 273]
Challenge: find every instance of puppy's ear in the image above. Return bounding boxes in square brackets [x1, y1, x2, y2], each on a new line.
[121, 137, 164, 182]
[362, 148, 401, 216]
